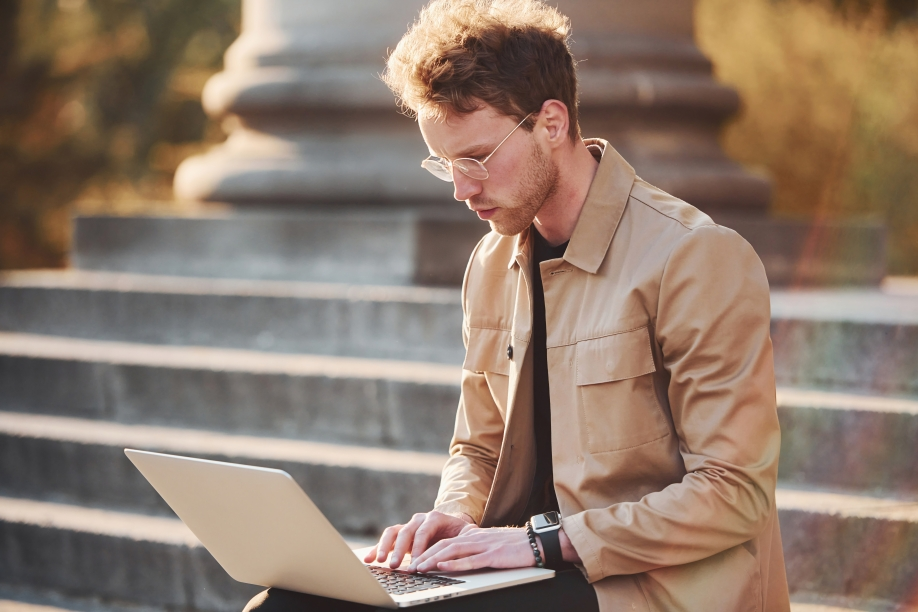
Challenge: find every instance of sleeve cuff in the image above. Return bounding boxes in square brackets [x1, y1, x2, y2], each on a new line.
[562, 513, 604, 583]
[433, 502, 481, 525]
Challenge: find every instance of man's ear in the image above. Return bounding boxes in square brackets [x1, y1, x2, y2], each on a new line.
[536, 99, 570, 148]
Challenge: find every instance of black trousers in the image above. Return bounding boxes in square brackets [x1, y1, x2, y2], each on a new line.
[243, 569, 599, 612]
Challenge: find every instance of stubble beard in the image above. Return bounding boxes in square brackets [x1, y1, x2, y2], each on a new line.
[481, 143, 559, 237]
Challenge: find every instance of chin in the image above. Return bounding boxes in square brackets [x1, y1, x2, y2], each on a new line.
[489, 221, 516, 237]
[490, 216, 535, 237]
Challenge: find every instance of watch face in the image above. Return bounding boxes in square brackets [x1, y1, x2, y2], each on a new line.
[532, 511, 560, 531]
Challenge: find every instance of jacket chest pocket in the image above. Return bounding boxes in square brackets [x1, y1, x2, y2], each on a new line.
[575, 325, 669, 454]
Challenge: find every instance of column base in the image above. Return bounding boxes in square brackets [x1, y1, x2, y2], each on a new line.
[74, 209, 885, 288]
[718, 215, 887, 287]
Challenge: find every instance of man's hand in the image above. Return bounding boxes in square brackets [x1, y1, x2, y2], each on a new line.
[363, 511, 474, 569]
[407, 525, 539, 573]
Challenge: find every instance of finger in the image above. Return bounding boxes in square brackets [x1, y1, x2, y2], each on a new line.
[459, 522, 477, 535]
[408, 526, 494, 570]
[415, 541, 484, 572]
[374, 525, 402, 563]
[362, 545, 378, 563]
[435, 551, 493, 573]
[374, 526, 400, 563]
[390, 514, 426, 568]
[410, 513, 449, 560]
[409, 530, 491, 570]
[407, 536, 455, 571]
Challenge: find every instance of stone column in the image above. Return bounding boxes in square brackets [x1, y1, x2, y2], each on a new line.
[174, 0, 441, 205]
[173, 0, 884, 285]
[175, 0, 767, 214]
[564, 0, 770, 214]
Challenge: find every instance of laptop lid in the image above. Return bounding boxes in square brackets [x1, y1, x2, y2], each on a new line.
[124, 449, 395, 609]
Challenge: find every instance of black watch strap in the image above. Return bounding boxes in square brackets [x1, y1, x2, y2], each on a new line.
[537, 526, 563, 570]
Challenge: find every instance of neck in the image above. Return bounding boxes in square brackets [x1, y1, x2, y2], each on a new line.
[532, 140, 599, 247]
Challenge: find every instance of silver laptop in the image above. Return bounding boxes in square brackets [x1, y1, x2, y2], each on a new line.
[125, 449, 554, 608]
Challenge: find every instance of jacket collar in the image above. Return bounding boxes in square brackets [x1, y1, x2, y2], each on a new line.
[507, 138, 636, 273]
[509, 226, 532, 270]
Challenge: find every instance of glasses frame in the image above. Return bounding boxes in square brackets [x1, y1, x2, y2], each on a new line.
[421, 113, 534, 182]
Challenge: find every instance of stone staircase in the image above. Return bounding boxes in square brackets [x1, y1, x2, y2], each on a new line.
[0, 213, 916, 612]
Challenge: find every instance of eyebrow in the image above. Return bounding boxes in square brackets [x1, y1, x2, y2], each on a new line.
[450, 142, 492, 160]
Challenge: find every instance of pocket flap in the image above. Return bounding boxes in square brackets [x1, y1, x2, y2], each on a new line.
[576, 325, 656, 386]
[463, 327, 512, 375]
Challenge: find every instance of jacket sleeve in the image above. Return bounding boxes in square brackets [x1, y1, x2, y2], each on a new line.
[562, 224, 781, 580]
[432, 240, 507, 524]
[432, 357, 506, 523]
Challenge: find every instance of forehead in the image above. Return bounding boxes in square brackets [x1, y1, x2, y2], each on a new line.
[418, 106, 516, 158]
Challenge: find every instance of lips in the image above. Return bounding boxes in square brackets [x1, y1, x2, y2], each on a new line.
[475, 208, 498, 220]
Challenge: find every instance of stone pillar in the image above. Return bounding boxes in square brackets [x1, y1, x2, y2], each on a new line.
[564, 0, 770, 214]
[175, 0, 767, 214]
[174, 0, 441, 205]
[172, 0, 885, 285]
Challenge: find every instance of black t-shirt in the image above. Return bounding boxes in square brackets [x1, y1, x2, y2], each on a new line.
[517, 227, 569, 525]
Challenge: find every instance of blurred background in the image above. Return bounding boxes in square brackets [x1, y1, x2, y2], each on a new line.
[1, 0, 917, 274]
[0, 0, 240, 269]
[1, 1, 917, 611]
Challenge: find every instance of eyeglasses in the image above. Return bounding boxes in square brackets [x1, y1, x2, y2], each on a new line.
[421, 113, 533, 182]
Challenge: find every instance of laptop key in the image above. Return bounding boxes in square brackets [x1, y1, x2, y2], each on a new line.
[366, 565, 465, 595]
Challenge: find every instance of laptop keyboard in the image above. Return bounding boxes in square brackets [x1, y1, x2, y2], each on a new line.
[366, 565, 465, 595]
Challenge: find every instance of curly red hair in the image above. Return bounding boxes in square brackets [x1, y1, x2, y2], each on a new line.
[383, 0, 580, 140]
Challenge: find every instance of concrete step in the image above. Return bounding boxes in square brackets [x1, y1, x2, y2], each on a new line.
[0, 598, 148, 612]
[790, 595, 917, 612]
[0, 579, 174, 612]
[4, 403, 917, 532]
[0, 590, 895, 612]
[72, 210, 489, 287]
[777, 487, 918, 606]
[776, 388, 918, 495]
[771, 286, 918, 395]
[0, 333, 460, 452]
[1, 485, 914, 609]
[790, 606, 871, 612]
[0, 270, 464, 364]
[0, 586, 900, 612]
[0, 496, 261, 612]
[3, 333, 916, 490]
[3, 272, 917, 394]
[0, 411, 444, 533]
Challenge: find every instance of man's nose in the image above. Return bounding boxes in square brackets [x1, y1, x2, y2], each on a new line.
[452, 168, 482, 202]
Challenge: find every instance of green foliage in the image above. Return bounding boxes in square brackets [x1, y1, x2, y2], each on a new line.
[698, 0, 918, 274]
[0, 0, 239, 269]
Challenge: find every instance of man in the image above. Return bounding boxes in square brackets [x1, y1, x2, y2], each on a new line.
[245, 0, 790, 610]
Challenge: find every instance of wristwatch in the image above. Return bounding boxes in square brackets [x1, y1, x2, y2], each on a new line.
[530, 511, 563, 569]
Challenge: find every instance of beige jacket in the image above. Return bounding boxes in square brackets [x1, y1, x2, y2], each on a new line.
[433, 140, 790, 612]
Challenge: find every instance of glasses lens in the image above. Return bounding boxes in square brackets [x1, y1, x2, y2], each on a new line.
[454, 159, 489, 181]
[421, 158, 454, 182]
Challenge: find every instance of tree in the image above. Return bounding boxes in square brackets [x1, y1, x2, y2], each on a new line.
[0, 0, 239, 269]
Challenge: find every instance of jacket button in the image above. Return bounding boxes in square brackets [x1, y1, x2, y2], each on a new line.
[507, 345, 513, 360]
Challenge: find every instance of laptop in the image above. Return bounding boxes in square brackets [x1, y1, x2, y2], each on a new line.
[124, 449, 554, 608]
